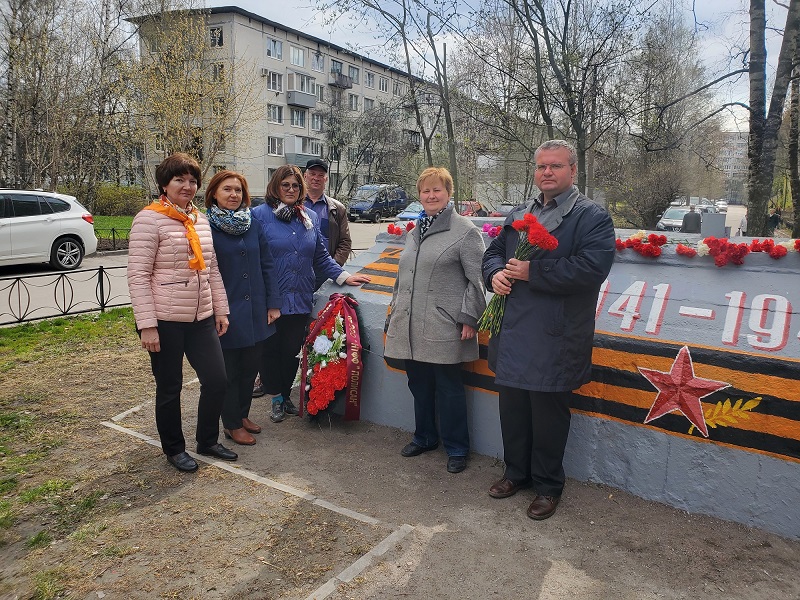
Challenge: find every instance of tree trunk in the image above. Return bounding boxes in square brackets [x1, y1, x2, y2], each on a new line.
[747, 0, 800, 236]
[790, 42, 800, 238]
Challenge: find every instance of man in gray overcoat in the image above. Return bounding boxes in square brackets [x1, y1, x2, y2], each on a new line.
[481, 140, 616, 520]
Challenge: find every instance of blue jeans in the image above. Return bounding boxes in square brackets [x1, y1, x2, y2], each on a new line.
[405, 360, 469, 457]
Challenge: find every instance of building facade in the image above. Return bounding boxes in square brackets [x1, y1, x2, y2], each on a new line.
[139, 7, 424, 200]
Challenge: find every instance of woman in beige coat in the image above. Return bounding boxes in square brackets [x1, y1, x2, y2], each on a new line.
[128, 153, 236, 473]
[384, 167, 486, 474]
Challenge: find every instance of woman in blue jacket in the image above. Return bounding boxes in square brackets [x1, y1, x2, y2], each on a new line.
[206, 170, 282, 445]
[252, 165, 370, 423]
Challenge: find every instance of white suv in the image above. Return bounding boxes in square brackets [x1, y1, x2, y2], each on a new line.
[0, 190, 98, 270]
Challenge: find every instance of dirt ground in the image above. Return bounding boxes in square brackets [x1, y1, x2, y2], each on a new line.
[2, 315, 800, 600]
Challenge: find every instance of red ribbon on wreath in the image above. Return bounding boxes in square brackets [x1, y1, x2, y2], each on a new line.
[299, 293, 364, 420]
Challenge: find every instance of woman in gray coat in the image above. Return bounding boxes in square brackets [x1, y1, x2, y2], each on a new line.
[384, 167, 486, 474]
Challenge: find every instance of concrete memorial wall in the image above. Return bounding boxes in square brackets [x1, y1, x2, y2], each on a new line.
[315, 225, 800, 539]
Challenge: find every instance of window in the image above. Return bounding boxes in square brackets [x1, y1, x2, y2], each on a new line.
[330, 89, 342, 107]
[311, 113, 324, 131]
[331, 59, 343, 74]
[365, 72, 375, 88]
[288, 72, 314, 93]
[315, 83, 325, 102]
[267, 104, 283, 124]
[348, 66, 359, 84]
[290, 46, 304, 67]
[209, 27, 223, 47]
[10, 194, 40, 217]
[329, 172, 339, 190]
[267, 72, 283, 92]
[217, 133, 226, 152]
[347, 147, 360, 162]
[311, 52, 324, 72]
[44, 197, 70, 213]
[212, 97, 224, 117]
[393, 81, 405, 96]
[211, 63, 225, 82]
[379, 77, 389, 93]
[268, 137, 284, 156]
[350, 174, 358, 188]
[299, 136, 322, 155]
[363, 98, 374, 111]
[290, 108, 306, 127]
[348, 93, 358, 111]
[266, 38, 283, 60]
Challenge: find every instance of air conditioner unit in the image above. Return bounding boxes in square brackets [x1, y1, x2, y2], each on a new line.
[260, 68, 269, 77]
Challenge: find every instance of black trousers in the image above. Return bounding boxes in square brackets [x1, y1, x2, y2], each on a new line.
[221, 341, 263, 430]
[148, 317, 227, 455]
[498, 386, 573, 497]
[260, 313, 308, 400]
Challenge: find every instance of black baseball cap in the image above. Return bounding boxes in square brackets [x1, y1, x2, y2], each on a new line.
[305, 158, 328, 172]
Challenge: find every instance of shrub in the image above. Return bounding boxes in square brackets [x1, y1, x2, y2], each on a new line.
[60, 183, 148, 216]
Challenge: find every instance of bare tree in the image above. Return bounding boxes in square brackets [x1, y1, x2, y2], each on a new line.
[747, 0, 800, 236]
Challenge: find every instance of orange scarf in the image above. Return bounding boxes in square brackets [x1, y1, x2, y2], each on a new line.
[144, 195, 206, 271]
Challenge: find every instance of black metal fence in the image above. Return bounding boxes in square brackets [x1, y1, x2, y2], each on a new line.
[94, 228, 131, 251]
[0, 266, 130, 325]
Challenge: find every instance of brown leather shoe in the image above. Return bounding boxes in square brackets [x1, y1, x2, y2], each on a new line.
[488, 477, 531, 499]
[526, 495, 560, 520]
[224, 427, 256, 446]
[242, 418, 261, 434]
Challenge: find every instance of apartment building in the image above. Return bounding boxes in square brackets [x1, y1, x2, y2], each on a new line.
[139, 7, 423, 198]
[718, 131, 748, 204]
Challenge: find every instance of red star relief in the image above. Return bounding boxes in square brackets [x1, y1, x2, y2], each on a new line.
[638, 346, 729, 438]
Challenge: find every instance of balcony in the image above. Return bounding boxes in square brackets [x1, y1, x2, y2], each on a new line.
[287, 90, 316, 109]
[285, 152, 322, 166]
[328, 71, 353, 89]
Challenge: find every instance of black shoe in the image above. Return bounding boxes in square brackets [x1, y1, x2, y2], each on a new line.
[447, 456, 467, 473]
[400, 442, 439, 457]
[283, 398, 299, 416]
[166, 451, 198, 472]
[196, 443, 238, 461]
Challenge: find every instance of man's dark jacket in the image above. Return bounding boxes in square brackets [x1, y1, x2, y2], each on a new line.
[481, 187, 616, 392]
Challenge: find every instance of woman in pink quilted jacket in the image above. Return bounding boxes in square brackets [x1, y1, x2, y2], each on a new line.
[128, 153, 237, 473]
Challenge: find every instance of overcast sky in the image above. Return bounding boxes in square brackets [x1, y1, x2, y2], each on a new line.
[206, 0, 786, 132]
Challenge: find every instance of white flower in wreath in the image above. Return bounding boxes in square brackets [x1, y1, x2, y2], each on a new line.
[313, 334, 333, 355]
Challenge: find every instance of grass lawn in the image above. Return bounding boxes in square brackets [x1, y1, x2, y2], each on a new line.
[93, 215, 133, 230]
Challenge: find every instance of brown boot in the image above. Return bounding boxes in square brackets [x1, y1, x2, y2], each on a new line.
[224, 428, 256, 446]
[242, 417, 262, 434]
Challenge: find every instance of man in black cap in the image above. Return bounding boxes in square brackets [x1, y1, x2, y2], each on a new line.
[303, 158, 353, 289]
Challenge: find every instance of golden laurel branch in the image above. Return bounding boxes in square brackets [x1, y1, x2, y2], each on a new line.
[688, 397, 763, 435]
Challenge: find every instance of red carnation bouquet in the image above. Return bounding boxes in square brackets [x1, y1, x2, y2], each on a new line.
[478, 213, 558, 336]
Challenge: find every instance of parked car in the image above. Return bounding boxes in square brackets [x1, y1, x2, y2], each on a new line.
[656, 207, 691, 231]
[397, 200, 455, 221]
[347, 184, 410, 222]
[397, 201, 424, 221]
[715, 200, 728, 213]
[655, 205, 716, 231]
[0, 190, 98, 270]
[489, 202, 525, 217]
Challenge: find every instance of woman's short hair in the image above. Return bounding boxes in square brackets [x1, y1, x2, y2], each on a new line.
[266, 164, 306, 203]
[204, 170, 251, 209]
[417, 167, 453, 196]
[154, 153, 202, 194]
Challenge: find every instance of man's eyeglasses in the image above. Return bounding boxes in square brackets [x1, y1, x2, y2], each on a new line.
[535, 163, 570, 172]
[281, 182, 301, 190]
